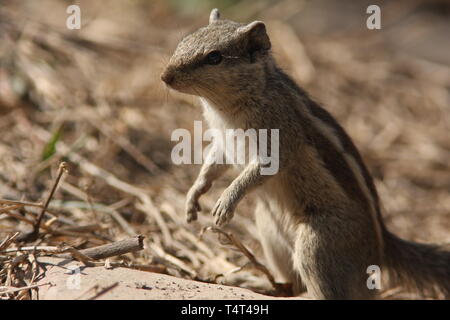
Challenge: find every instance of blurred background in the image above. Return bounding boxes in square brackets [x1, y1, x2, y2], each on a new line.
[0, 0, 449, 299]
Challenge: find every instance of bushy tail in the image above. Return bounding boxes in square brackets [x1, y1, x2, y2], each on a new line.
[384, 231, 450, 298]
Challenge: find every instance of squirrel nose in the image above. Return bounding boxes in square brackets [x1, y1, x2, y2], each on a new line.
[161, 70, 174, 85]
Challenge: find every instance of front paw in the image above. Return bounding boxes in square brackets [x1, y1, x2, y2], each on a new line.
[185, 197, 201, 223]
[212, 191, 237, 226]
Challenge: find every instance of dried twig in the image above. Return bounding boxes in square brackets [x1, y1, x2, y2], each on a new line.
[60, 246, 96, 266]
[0, 204, 22, 214]
[202, 226, 293, 296]
[4, 236, 145, 264]
[14, 162, 68, 242]
[57, 235, 145, 260]
[34, 162, 68, 234]
[148, 241, 196, 277]
[0, 199, 73, 225]
[0, 282, 52, 295]
[0, 232, 21, 251]
[0, 209, 105, 240]
[3, 246, 59, 253]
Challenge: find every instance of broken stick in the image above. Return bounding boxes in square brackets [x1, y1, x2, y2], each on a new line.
[58, 235, 145, 260]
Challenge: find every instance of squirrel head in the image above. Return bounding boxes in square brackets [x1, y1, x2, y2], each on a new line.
[161, 9, 272, 106]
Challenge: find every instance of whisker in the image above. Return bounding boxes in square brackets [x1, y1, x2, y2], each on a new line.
[165, 86, 170, 104]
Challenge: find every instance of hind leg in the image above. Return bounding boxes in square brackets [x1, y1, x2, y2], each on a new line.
[294, 218, 377, 299]
[254, 200, 304, 294]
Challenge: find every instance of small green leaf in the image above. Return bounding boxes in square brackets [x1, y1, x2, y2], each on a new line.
[41, 129, 61, 161]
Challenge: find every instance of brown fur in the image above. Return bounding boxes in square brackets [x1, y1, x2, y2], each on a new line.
[161, 9, 450, 299]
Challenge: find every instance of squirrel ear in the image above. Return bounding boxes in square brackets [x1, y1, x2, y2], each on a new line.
[238, 21, 271, 52]
[209, 8, 220, 24]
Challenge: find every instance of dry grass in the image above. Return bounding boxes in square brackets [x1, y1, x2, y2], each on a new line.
[0, 0, 449, 299]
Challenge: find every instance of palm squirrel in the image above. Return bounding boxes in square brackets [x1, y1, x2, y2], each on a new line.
[161, 9, 450, 299]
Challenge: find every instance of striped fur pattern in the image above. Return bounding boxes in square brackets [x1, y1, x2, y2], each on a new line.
[161, 9, 450, 299]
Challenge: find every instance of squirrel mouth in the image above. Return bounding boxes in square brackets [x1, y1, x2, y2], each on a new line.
[164, 82, 197, 96]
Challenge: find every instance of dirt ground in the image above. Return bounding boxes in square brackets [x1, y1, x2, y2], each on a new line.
[0, 0, 449, 300]
[36, 257, 285, 300]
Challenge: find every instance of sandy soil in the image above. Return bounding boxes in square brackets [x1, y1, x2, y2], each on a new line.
[36, 257, 292, 300]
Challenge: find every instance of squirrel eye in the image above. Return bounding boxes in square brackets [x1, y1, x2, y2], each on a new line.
[205, 50, 222, 65]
